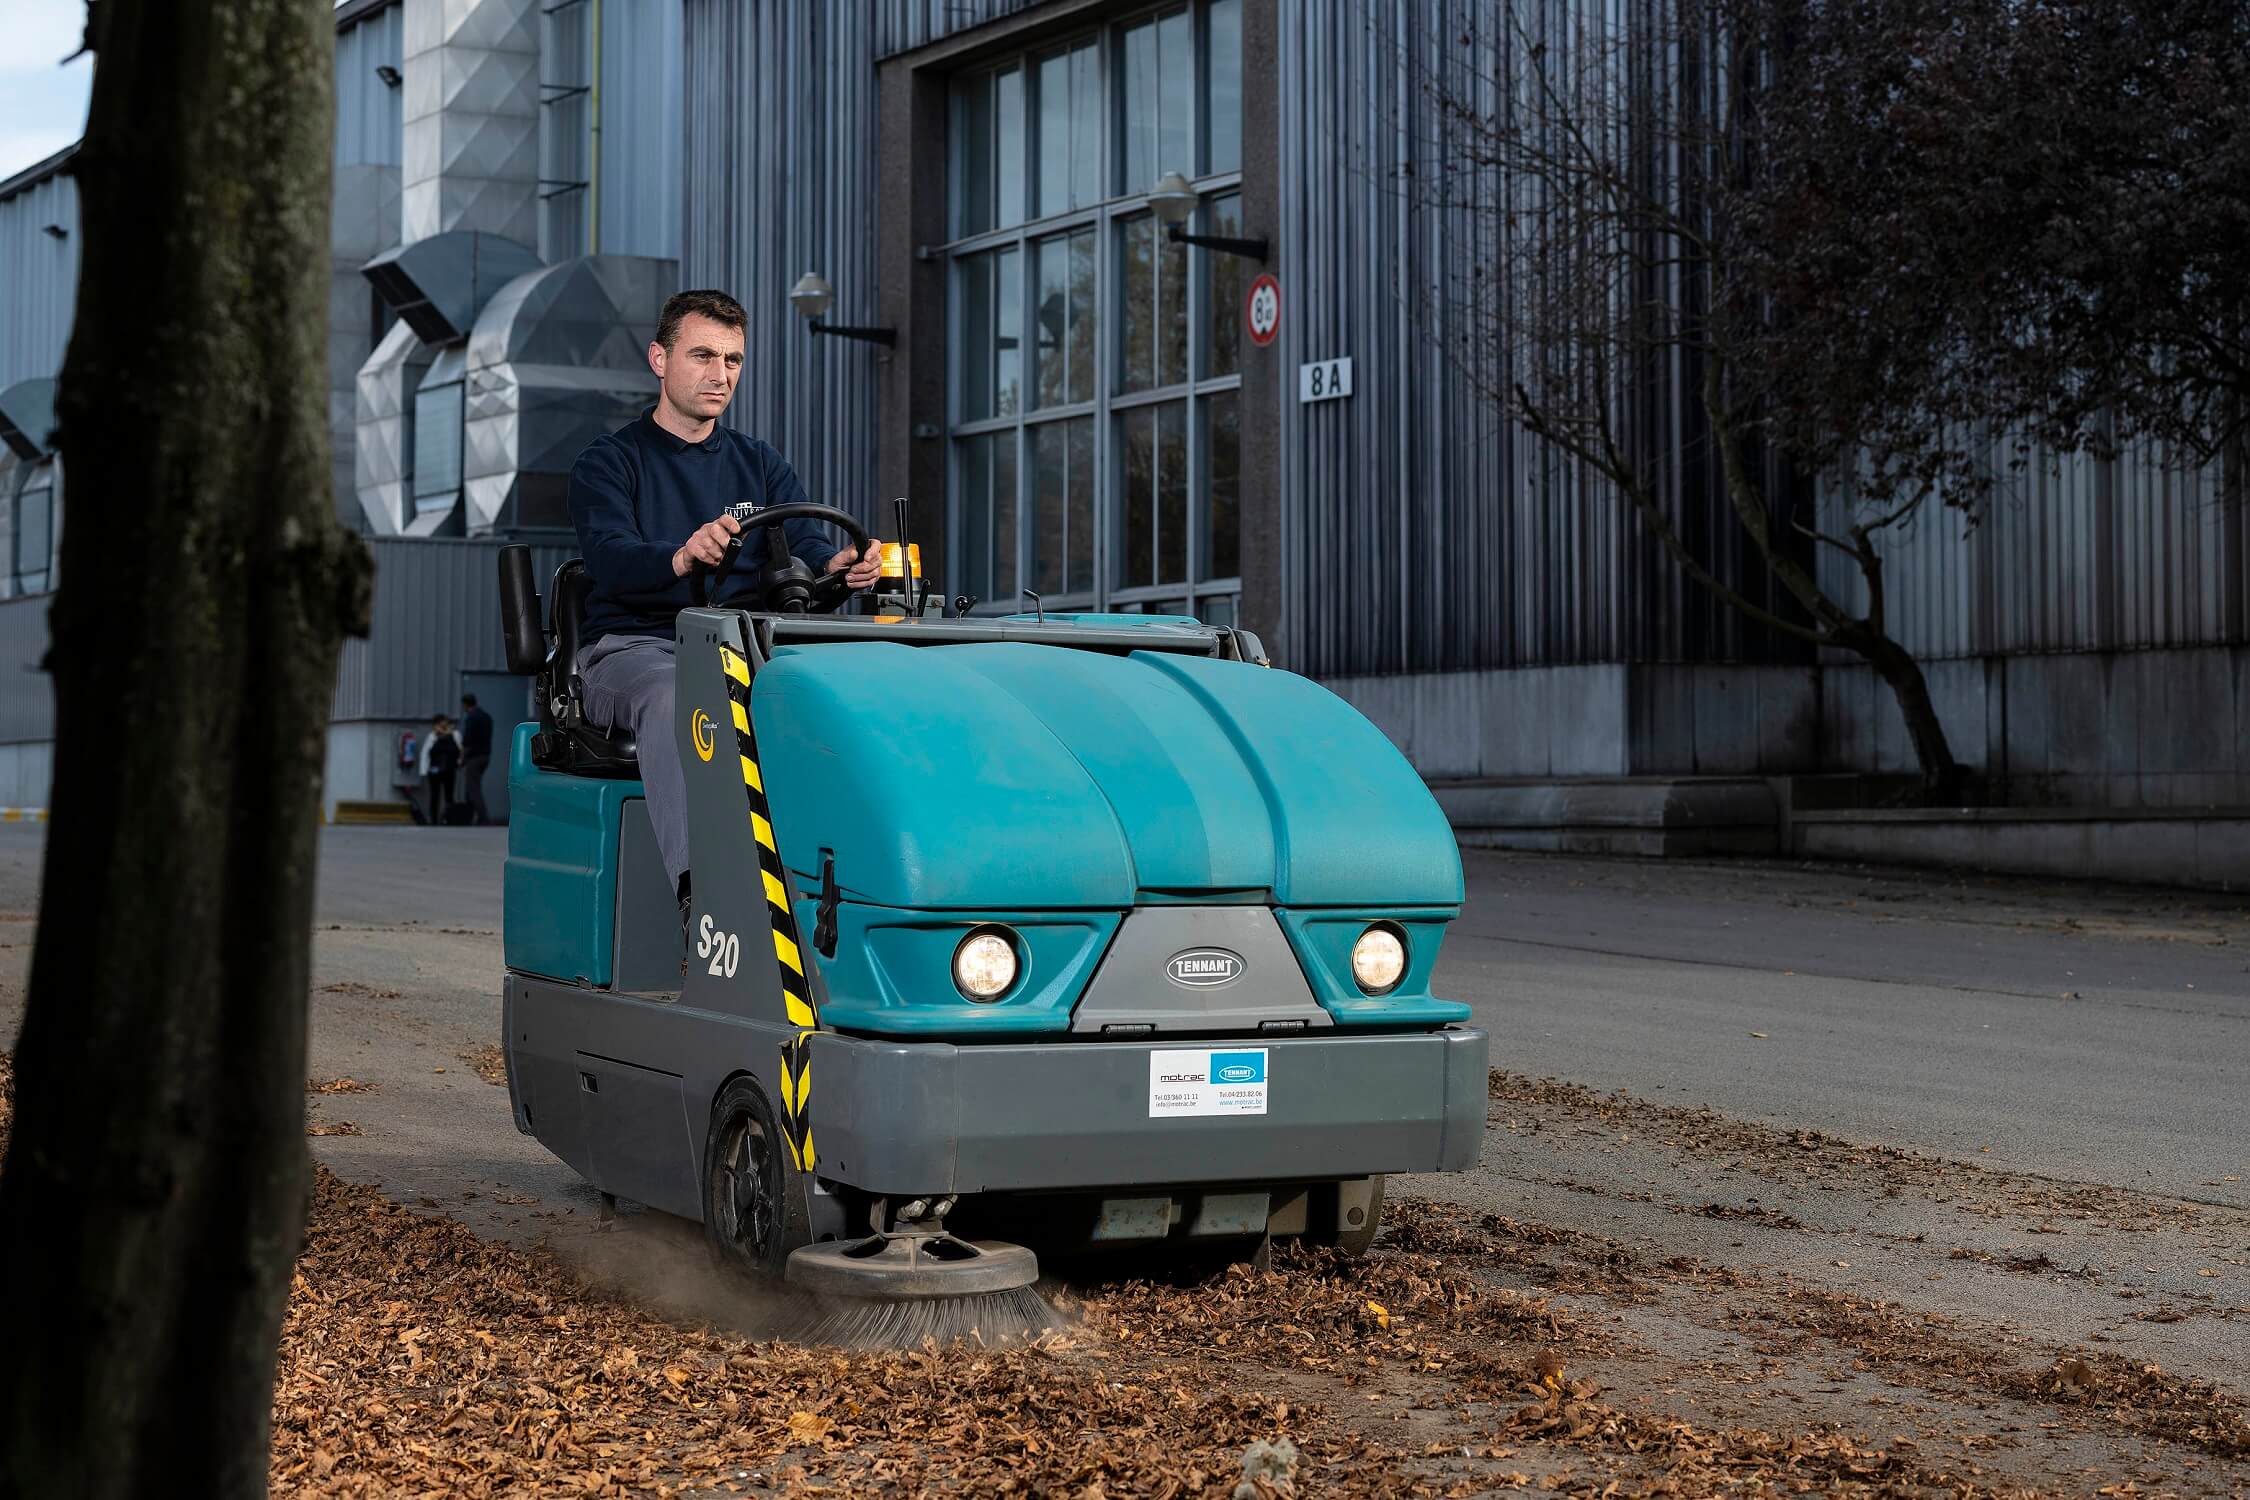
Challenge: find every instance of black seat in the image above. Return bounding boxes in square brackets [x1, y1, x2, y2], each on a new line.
[498, 546, 640, 779]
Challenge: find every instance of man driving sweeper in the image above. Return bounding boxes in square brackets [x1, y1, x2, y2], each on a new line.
[567, 288, 884, 939]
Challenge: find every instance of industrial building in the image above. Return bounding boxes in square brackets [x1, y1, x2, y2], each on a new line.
[0, 0, 2242, 871]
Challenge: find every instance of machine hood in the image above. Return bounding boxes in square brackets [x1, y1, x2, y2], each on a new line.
[752, 641, 1462, 911]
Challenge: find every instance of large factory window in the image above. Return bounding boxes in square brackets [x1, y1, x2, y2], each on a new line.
[945, 0, 1242, 620]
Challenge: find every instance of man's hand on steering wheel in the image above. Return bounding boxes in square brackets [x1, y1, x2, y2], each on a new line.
[671, 511, 743, 577]
[825, 543, 884, 591]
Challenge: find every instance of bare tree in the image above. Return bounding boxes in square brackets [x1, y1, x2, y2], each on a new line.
[1399, 0, 1968, 788]
[0, 1, 369, 1494]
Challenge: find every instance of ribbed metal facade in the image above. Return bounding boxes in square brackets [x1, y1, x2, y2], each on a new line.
[0, 161, 80, 396]
[335, 3, 405, 169]
[679, 0, 883, 529]
[1271, 1, 1811, 680]
[874, 0, 1045, 56]
[1817, 442, 2246, 660]
[332, 537, 572, 720]
[596, 0, 684, 260]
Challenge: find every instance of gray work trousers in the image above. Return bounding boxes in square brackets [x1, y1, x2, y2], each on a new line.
[578, 634, 690, 888]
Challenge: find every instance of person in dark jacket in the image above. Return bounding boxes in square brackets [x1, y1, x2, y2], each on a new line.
[568, 288, 882, 938]
[423, 714, 461, 826]
[457, 693, 495, 825]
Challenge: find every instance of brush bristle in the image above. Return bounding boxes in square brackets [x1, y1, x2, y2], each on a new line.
[769, 1283, 1066, 1350]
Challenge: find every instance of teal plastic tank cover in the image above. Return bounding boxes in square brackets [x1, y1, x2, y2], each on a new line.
[752, 642, 1463, 911]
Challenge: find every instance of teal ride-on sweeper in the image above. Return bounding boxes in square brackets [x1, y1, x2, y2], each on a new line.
[494, 502, 1488, 1338]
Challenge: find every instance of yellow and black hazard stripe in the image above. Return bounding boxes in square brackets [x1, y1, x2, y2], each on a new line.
[718, 643, 818, 1172]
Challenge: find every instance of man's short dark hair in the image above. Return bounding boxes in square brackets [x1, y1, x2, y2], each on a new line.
[656, 290, 747, 350]
[460, 693, 477, 708]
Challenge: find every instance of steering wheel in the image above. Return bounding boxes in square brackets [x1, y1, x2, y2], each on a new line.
[689, 502, 877, 615]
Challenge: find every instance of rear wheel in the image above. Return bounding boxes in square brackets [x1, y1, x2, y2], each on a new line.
[702, 1075, 794, 1278]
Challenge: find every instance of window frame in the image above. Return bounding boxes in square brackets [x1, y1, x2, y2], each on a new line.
[942, 2, 1244, 622]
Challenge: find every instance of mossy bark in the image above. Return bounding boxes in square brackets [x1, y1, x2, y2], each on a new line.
[0, 1, 370, 1494]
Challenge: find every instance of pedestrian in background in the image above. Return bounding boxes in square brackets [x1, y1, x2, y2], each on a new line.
[422, 714, 461, 826]
[458, 692, 494, 825]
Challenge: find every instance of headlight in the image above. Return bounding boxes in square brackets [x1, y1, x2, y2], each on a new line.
[952, 927, 1019, 1000]
[1350, 924, 1407, 994]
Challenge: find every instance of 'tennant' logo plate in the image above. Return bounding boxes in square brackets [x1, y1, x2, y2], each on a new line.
[1166, 948, 1244, 987]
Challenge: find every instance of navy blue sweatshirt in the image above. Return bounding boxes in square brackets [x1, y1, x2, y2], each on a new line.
[567, 409, 844, 644]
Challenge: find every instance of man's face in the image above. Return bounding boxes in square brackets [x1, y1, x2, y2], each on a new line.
[650, 312, 744, 425]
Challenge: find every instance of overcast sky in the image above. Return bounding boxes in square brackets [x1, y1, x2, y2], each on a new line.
[0, 0, 92, 181]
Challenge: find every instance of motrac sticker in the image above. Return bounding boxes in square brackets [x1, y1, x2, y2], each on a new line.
[1148, 1048, 1268, 1118]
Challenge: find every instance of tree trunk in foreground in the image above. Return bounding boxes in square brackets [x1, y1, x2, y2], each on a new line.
[0, 2, 368, 1495]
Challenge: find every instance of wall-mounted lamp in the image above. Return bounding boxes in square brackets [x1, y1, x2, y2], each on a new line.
[1149, 171, 1269, 262]
[40, 224, 68, 241]
[375, 64, 403, 88]
[788, 273, 896, 347]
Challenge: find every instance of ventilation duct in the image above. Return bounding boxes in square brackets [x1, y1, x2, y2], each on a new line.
[0, 379, 57, 461]
[361, 230, 541, 346]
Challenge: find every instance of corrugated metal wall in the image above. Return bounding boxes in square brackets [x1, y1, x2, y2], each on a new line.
[335, 4, 405, 169]
[0, 165, 80, 395]
[598, 0, 683, 260]
[689, 0, 2242, 685]
[874, 0, 1045, 56]
[679, 0, 882, 528]
[1817, 442, 2246, 660]
[332, 537, 572, 720]
[1272, 0, 1805, 680]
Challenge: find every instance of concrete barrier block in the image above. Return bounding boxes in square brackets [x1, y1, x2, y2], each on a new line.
[1630, 664, 1698, 774]
[2168, 649, 2235, 772]
[2002, 656, 2051, 775]
[2235, 647, 2250, 776]
[1479, 668, 1550, 778]
[1924, 659, 1989, 770]
[1686, 667, 1758, 775]
[2075, 654, 2130, 778]
[2042, 652, 2106, 777]
[1548, 664, 1627, 776]
[1821, 663, 1872, 772]
[2194, 819, 2250, 890]
[2091, 818, 2201, 885]
[1868, 670, 1912, 774]
[1409, 672, 1483, 780]
[1754, 667, 1819, 772]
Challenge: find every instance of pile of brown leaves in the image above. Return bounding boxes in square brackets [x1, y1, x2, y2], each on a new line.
[270, 1169, 2046, 1497]
[274, 1169, 1471, 1497]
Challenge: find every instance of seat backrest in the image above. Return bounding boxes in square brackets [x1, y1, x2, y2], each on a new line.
[551, 559, 595, 673]
[530, 558, 641, 779]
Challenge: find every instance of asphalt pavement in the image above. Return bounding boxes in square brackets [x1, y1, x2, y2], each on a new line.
[0, 823, 2241, 1210]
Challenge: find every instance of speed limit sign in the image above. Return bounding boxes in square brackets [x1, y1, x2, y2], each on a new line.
[1245, 273, 1280, 347]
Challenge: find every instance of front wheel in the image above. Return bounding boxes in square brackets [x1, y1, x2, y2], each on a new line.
[702, 1075, 798, 1278]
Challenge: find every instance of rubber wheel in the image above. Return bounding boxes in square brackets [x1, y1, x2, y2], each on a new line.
[1314, 1176, 1386, 1258]
[702, 1075, 794, 1278]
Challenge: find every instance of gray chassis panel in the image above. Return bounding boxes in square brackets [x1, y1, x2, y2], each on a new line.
[507, 963, 1486, 1204]
[811, 1026, 1489, 1195]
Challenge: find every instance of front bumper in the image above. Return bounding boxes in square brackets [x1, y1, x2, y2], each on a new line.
[807, 1025, 1489, 1195]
